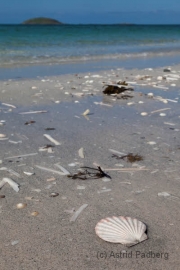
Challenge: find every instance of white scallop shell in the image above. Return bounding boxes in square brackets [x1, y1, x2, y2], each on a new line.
[95, 216, 147, 247]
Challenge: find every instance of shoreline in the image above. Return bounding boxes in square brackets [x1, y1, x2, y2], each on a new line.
[1, 53, 180, 81]
[0, 62, 180, 269]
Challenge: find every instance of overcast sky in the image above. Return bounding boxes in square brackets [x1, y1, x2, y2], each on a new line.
[1, 0, 180, 24]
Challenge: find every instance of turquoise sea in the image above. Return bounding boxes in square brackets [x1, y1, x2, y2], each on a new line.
[1, 24, 180, 79]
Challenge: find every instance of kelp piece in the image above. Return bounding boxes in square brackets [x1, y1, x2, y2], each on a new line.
[68, 166, 111, 180]
[45, 128, 55, 130]
[24, 120, 36, 125]
[103, 83, 133, 95]
[112, 153, 143, 163]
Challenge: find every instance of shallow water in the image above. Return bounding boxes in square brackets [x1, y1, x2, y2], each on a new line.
[1, 54, 180, 80]
[1, 24, 180, 67]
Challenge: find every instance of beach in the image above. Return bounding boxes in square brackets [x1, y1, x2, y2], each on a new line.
[0, 62, 180, 269]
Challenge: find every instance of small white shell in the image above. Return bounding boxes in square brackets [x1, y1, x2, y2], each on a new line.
[141, 112, 148, 116]
[31, 211, 39, 216]
[159, 113, 166, 116]
[23, 171, 35, 176]
[147, 141, 156, 145]
[95, 216, 147, 247]
[16, 203, 27, 209]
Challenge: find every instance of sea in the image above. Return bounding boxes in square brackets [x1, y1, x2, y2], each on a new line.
[1, 24, 180, 79]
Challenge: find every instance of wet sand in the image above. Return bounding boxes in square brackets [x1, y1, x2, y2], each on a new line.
[0, 64, 180, 269]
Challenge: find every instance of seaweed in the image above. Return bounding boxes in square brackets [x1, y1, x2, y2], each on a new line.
[117, 81, 128, 86]
[103, 83, 133, 95]
[117, 94, 133, 100]
[24, 120, 36, 125]
[67, 166, 111, 180]
[45, 128, 55, 130]
[112, 153, 143, 163]
[43, 144, 54, 149]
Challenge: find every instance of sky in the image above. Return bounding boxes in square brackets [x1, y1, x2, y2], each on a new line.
[1, 0, 180, 24]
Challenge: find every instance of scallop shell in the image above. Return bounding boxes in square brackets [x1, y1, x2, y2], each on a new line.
[95, 216, 147, 247]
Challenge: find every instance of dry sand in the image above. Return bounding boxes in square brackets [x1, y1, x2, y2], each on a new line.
[0, 64, 180, 269]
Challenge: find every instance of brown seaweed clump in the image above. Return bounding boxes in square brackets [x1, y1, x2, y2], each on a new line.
[103, 81, 133, 95]
[67, 166, 111, 180]
[112, 153, 143, 163]
[24, 120, 36, 125]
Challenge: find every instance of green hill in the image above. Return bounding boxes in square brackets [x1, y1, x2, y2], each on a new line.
[22, 17, 63, 25]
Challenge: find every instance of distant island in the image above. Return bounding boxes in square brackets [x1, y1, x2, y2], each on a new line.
[22, 17, 63, 25]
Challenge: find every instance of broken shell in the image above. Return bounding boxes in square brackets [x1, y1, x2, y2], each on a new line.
[16, 203, 27, 209]
[49, 192, 59, 197]
[0, 134, 6, 138]
[95, 216, 147, 247]
[159, 113, 166, 116]
[11, 240, 19, 246]
[23, 171, 35, 176]
[31, 211, 39, 216]
[147, 93, 154, 97]
[82, 109, 90, 116]
[158, 192, 171, 197]
[147, 141, 156, 145]
[78, 147, 84, 158]
[141, 112, 148, 116]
